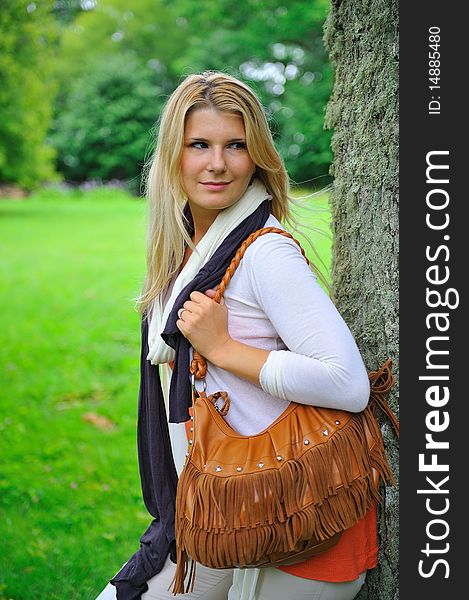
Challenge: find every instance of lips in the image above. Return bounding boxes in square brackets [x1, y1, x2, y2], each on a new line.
[200, 181, 231, 190]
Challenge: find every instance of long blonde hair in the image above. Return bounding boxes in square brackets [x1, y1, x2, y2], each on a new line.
[138, 71, 324, 316]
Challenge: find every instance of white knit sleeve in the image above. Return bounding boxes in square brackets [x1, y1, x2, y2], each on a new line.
[244, 233, 370, 412]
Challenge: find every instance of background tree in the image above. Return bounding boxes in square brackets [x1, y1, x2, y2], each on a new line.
[50, 53, 163, 191]
[50, 0, 333, 189]
[49, 0, 187, 190]
[0, 1, 58, 189]
[52, 0, 185, 90]
[323, 0, 399, 598]
[173, 0, 333, 186]
[52, 0, 86, 25]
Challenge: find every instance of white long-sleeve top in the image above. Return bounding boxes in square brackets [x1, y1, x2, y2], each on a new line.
[193, 214, 370, 437]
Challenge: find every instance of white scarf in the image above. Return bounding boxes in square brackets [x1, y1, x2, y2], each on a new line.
[146, 179, 271, 364]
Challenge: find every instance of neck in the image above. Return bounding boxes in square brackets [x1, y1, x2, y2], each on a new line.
[189, 206, 223, 246]
[191, 222, 212, 246]
[182, 214, 215, 270]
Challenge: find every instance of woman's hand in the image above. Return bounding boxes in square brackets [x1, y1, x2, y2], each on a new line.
[176, 290, 231, 363]
[177, 289, 270, 384]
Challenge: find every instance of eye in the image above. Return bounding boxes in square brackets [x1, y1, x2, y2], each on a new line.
[229, 142, 247, 150]
[190, 141, 208, 149]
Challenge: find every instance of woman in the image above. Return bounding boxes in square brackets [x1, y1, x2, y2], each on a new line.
[97, 71, 375, 600]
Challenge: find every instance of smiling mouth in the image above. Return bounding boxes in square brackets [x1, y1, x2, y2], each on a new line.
[200, 181, 231, 189]
[201, 181, 231, 185]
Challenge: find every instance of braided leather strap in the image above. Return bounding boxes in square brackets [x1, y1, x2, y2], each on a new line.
[190, 227, 307, 379]
[368, 358, 399, 437]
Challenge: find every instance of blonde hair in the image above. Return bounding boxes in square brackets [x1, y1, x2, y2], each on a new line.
[137, 71, 325, 316]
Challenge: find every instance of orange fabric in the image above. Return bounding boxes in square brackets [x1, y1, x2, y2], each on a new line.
[278, 505, 378, 582]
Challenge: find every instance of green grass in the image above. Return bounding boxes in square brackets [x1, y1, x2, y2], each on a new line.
[0, 187, 331, 599]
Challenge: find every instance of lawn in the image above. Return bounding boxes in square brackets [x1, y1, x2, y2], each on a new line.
[0, 186, 331, 599]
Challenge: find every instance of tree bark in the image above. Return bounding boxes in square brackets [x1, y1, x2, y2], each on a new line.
[323, 1, 399, 598]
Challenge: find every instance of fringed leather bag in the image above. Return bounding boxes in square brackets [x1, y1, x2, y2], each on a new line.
[173, 227, 399, 594]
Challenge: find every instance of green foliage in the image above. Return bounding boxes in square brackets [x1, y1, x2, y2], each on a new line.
[0, 1, 59, 189]
[54, 0, 186, 89]
[49, 0, 192, 189]
[1, 0, 333, 189]
[49, 53, 163, 190]
[51, 0, 333, 188]
[173, 0, 333, 186]
[0, 0, 332, 191]
[52, 0, 87, 25]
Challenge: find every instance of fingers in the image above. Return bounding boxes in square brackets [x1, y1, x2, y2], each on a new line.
[189, 291, 207, 303]
[182, 291, 213, 313]
[203, 288, 225, 305]
[177, 295, 207, 325]
[175, 289, 229, 351]
[176, 290, 224, 332]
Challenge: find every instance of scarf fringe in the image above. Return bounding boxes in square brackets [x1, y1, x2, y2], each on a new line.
[173, 398, 396, 594]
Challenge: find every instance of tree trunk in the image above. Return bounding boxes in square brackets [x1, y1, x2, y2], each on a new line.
[323, 1, 399, 598]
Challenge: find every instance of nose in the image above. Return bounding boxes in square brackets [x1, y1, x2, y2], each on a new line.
[207, 147, 226, 173]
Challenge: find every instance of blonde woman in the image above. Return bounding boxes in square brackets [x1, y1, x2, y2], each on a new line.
[96, 72, 373, 600]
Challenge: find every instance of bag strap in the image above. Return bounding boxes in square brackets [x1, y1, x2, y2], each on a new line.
[189, 227, 399, 438]
[212, 226, 309, 303]
[368, 359, 399, 437]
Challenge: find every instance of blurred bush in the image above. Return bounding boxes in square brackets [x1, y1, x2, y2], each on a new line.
[0, 1, 58, 189]
[173, 0, 333, 186]
[49, 53, 163, 193]
[1, 0, 333, 192]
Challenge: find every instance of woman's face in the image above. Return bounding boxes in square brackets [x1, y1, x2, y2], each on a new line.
[180, 108, 256, 230]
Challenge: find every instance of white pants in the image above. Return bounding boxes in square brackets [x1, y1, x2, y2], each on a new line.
[95, 556, 366, 600]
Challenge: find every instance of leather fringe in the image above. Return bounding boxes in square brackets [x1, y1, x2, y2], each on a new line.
[173, 399, 396, 594]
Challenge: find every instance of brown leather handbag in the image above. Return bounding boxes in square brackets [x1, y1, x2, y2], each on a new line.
[173, 227, 399, 594]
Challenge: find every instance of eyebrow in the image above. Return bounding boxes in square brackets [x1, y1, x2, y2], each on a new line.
[186, 137, 246, 143]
